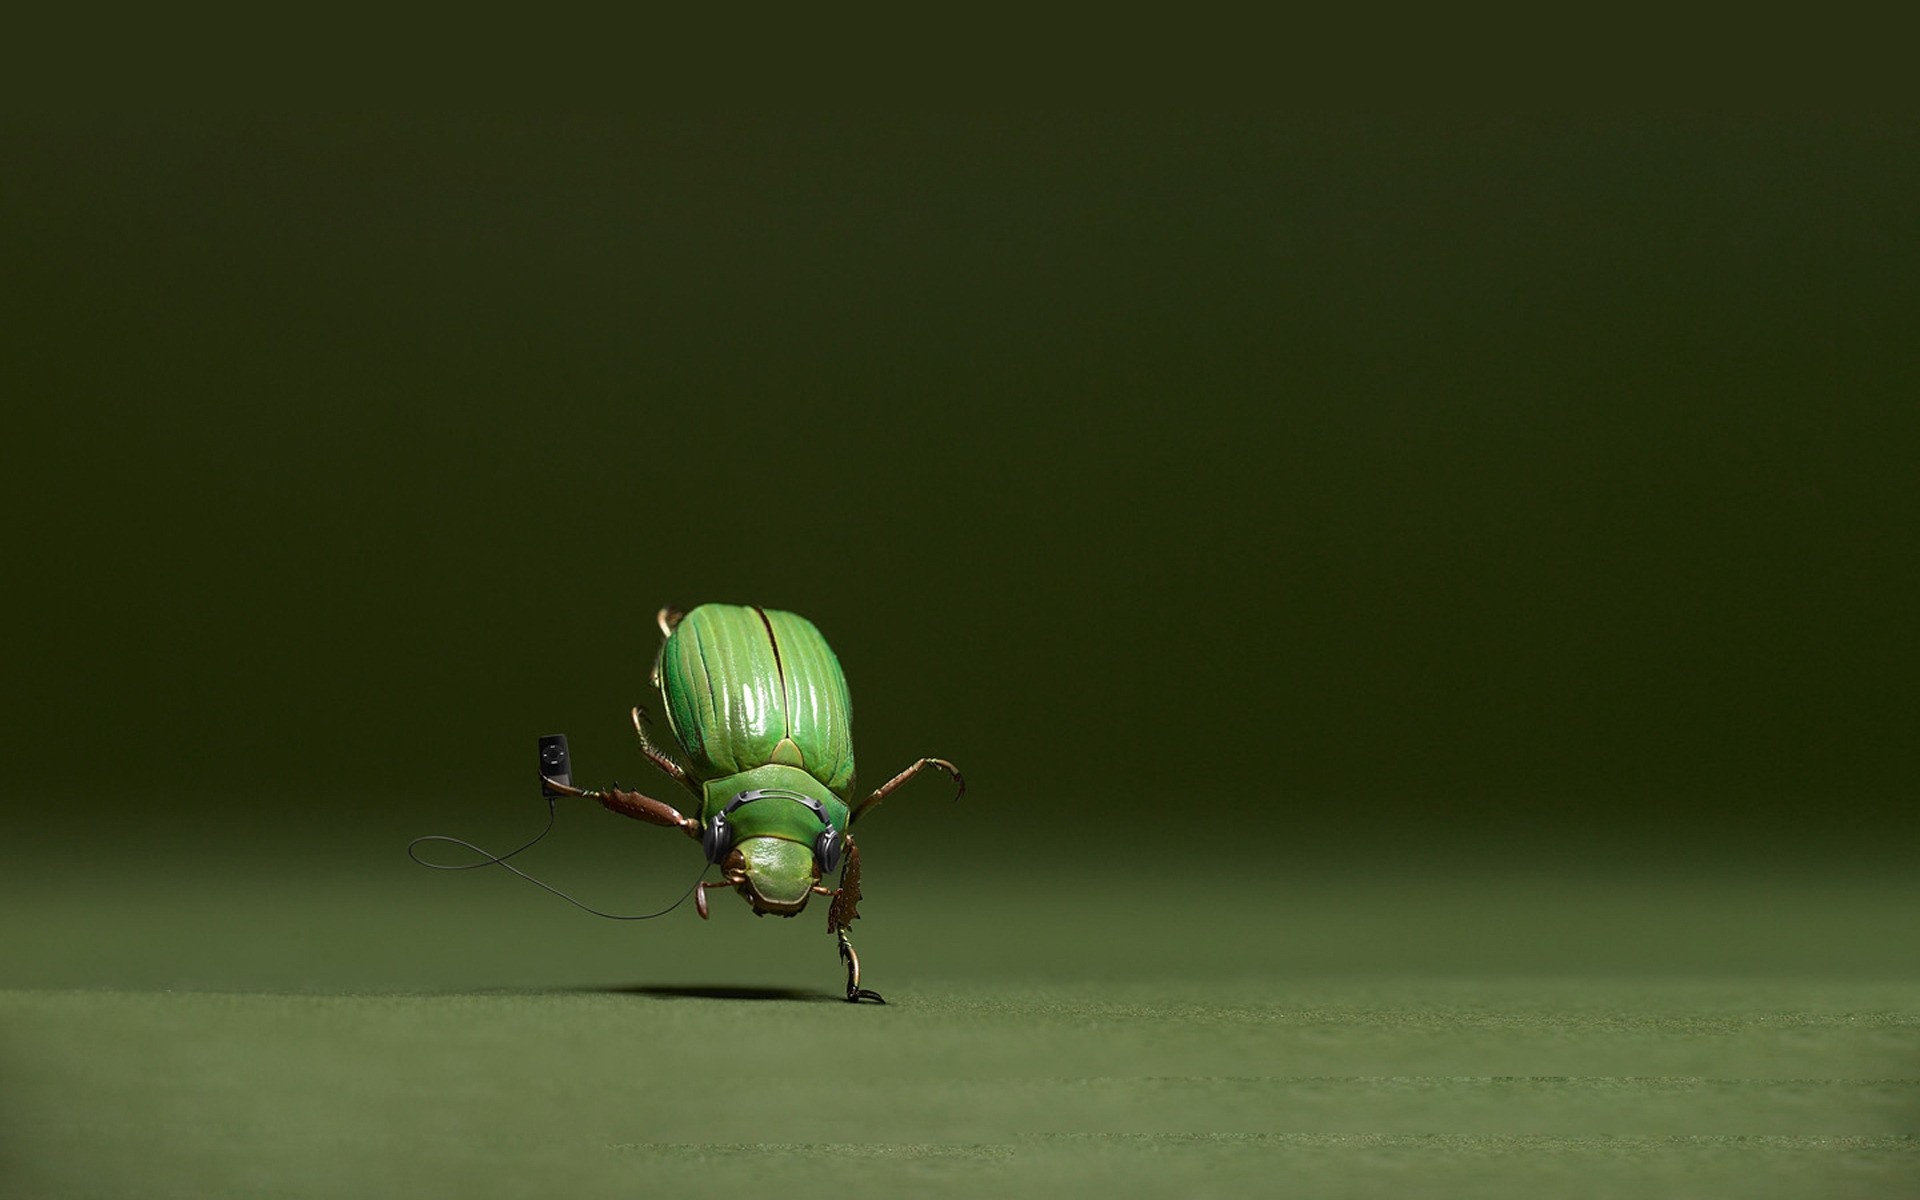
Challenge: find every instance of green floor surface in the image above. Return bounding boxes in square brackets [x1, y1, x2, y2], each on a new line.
[4, 848, 1916, 1197]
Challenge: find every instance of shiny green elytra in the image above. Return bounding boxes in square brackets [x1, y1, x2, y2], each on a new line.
[658, 604, 856, 912]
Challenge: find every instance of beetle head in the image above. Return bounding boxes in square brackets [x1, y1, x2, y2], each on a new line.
[730, 835, 819, 917]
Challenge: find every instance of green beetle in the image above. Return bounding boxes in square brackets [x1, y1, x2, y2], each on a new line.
[543, 603, 963, 1003]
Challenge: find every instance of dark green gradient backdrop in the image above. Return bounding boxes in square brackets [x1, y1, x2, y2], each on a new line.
[6, 119, 1916, 869]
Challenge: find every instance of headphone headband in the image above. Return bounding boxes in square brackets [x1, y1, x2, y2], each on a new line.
[704, 787, 844, 876]
[720, 787, 830, 823]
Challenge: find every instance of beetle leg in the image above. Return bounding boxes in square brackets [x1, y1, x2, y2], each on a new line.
[631, 706, 700, 797]
[827, 836, 865, 932]
[848, 757, 966, 824]
[541, 776, 698, 835]
[837, 929, 885, 1005]
[828, 839, 882, 1002]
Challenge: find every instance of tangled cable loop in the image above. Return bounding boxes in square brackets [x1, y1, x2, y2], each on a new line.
[408, 797, 703, 920]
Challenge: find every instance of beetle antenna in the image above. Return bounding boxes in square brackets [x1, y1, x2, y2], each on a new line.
[408, 799, 706, 920]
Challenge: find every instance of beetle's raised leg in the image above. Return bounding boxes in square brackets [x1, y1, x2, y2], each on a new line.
[541, 776, 700, 837]
[849, 757, 966, 824]
[631, 706, 700, 797]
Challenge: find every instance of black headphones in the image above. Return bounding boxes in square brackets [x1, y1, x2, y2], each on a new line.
[702, 788, 843, 875]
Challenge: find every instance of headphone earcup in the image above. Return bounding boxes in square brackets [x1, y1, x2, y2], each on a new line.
[702, 813, 731, 864]
[815, 826, 843, 876]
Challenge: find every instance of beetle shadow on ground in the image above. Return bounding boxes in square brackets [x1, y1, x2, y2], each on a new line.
[568, 983, 844, 1003]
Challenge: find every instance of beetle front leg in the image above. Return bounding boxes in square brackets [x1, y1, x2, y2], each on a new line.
[695, 879, 724, 919]
[827, 836, 866, 931]
[541, 776, 700, 837]
[826, 836, 883, 1003]
[837, 930, 884, 1005]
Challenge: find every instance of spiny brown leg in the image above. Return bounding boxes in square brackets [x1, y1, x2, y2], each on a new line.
[828, 838, 883, 1003]
[542, 776, 699, 837]
[849, 757, 966, 824]
[631, 706, 699, 797]
[827, 836, 865, 933]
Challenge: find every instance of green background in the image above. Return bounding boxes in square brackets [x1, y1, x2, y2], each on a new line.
[4, 119, 1916, 1196]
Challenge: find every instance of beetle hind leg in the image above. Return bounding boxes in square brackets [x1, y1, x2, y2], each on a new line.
[849, 757, 966, 824]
